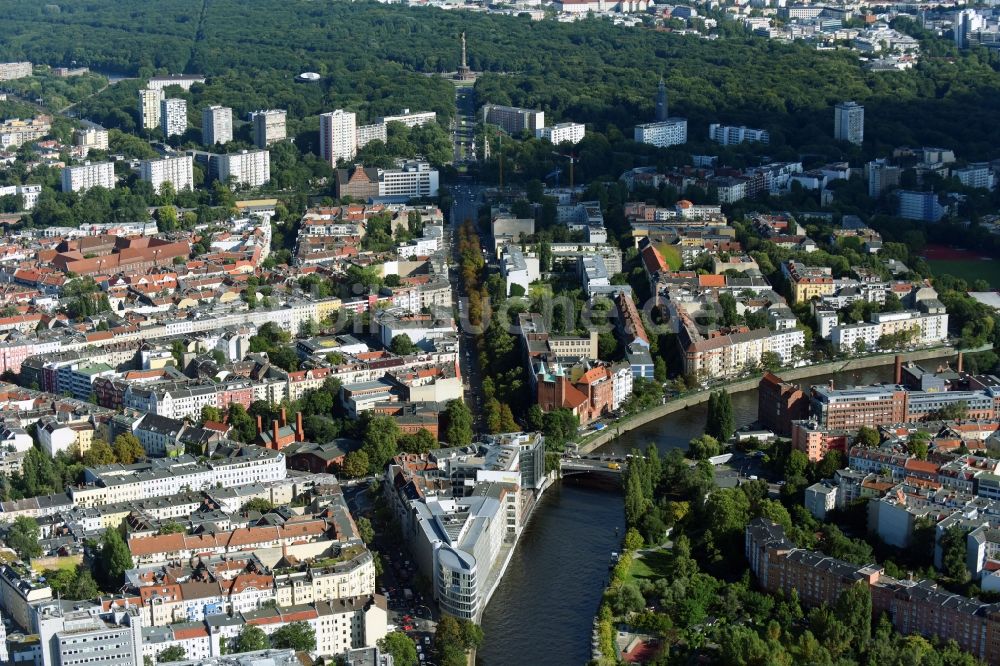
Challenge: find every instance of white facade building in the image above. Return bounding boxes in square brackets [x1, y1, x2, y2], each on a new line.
[377, 110, 437, 127]
[74, 127, 109, 151]
[0, 184, 41, 210]
[61, 161, 115, 193]
[0, 61, 32, 81]
[538, 122, 586, 145]
[215, 150, 271, 188]
[378, 160, 439, 200]
[161, 98, 188, 137]
[140, 155, 194, 193]
[319, 110, 357, 166]
[708, 123, 769, 145]
[202, 105, 233, 145]
[634, 119, 688, 147]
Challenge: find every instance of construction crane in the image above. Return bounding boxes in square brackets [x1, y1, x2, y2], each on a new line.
[552, 150, 577, 190]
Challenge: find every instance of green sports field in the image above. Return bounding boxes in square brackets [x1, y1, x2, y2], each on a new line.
[927, 258, 1000, 288]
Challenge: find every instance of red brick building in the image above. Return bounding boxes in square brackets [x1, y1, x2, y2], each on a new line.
[758, 372, 809, 436]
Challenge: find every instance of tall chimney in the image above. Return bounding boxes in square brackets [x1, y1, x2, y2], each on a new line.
[958, 352, 964, 373]
[272, 420, 280, 450]
[280, 407, 287, 427]
[894, 355, 902, 385]
[296, 412, 304, 441]
[256, 414, 262, 435]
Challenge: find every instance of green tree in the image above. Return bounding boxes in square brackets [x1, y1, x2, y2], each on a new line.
[834, 581, 872, 652]
[341, 449, 370, 478]
[270, 622, 316, 651]
[68, 568, 99, 600]
[378, 632, 418, 666]
[234, 625, 270, 653]
[357, 516, 375, 544]
[112, 433, 145, 464]
[907, 432, 930, 460]
[941, 526, 971, 584]
[240, 498, 275, 513]
[687, 434, 721, 460]
[390, 334, 418, 355]
[442, 400, 474, 446]
[854, 426, 880, 448]
[705, 390, 734, 442]
[157, 646, 186, 663]
[399, 428, 437, 454]
[623, 527, 644, 551]
[361, 415, 401, 474]
[99, 527, 134, 589]
[82, 439, 116, 467]
[7, 516, 42, 561]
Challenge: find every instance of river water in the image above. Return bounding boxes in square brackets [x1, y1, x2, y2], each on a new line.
[477, 359, 947, 665]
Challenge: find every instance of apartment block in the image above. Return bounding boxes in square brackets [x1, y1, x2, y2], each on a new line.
[140, 155, 194, 193]
[834, 101, 864, 145]
[202, 105, 233, 145]
[782, 260, 835, 304]
[377, 109, 436, 127]
[139, 88, 164, 130]
[898, 190, 945, 222]
[634, 119, 688, 148]
[708, 123, 770, 145]
[335, 161, 439, 201]
[319, 110, 357, 165]
[251, 109, 286, 147]
[482, 104, 545, 135]
[215, 149, 271, 188]
[61, 161, 115, 193]
[0, 184, 41, 210]
[161, 98, 188, 137]
[538, 122, 585, 145]
[356, 122, 387, 149]
[74, 126, 109, 151]
[0, 61, 32, 80]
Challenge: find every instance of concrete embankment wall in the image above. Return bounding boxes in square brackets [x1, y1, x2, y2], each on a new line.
[577, 346, 968, 455]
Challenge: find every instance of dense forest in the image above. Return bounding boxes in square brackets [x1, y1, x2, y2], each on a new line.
[0, 0, 997, 162]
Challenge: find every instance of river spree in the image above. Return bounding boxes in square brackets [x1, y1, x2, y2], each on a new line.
[477, 359, 945, 664]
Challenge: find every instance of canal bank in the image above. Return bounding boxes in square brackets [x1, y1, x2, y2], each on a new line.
[577, 345, 969, 455]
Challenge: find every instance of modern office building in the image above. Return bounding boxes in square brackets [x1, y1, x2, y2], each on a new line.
[634, 119, 688, 148]
[161, 98, 188, 137]
[140, 155, 194, 193]
[214, 149, 271, 188]
[61, 161, 115, 193]
[37, 604, 143, 666]
[537, 122, 585, 145]
[335, 160, 439, 201]
[897, 190, 945, 222]
[74, 126, 109, 151]
[319, 110, 357, 166]
[834, 101, 864, 145]
[139, 88, 164, 130]
[482, 104, 545, 135]
[251, 109, 286, 147]
[0, 61, 32, 81]
[708, 124, 770, 145]
[866, 158, 901, 198]
[202, 105, 233, 145]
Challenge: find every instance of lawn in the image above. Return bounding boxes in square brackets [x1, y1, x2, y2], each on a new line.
[627, 549, 672, 584]
[656, 243, 683, 270]
[927, 258, 1000, 288]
